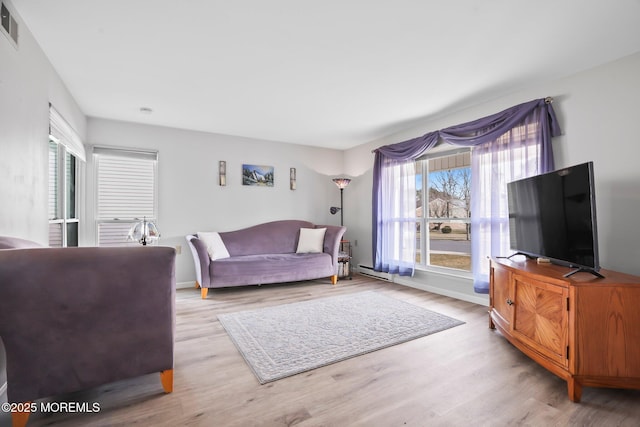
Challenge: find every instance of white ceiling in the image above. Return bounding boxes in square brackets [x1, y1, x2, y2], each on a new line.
[11, 0, 640, 150]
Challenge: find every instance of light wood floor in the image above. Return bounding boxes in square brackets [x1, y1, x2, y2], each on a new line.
[4, 275, 640, 426]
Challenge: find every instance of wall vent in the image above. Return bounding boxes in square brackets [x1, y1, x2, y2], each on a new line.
[1, 2, 19, 48]
[358, 264, 393, 282]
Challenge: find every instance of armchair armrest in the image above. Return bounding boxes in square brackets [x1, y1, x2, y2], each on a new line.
[0, 246, 176, 403]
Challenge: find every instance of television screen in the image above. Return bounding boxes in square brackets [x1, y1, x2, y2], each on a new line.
[507, 162, 601, 276]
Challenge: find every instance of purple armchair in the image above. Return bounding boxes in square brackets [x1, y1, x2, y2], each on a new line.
[0, 236, 176, 427]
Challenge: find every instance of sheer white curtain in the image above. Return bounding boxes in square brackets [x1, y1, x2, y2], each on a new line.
[375, 158, 417, 275]
[470, 114, 552, 292]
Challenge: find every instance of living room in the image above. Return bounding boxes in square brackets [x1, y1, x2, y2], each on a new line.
[2, 1, 640, 425]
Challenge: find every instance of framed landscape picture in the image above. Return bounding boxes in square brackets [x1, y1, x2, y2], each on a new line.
[242, 164, 274, 187]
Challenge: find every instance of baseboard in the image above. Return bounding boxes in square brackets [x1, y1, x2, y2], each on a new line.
[394, 276, 489, 306]
[357, 265, 393, 281]
[176, 281, 196, 289]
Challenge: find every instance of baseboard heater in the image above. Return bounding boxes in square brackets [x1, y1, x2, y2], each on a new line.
[358, 265, 393, 282]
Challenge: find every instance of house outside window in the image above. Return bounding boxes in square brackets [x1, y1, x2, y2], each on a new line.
[94, 147, 158, 246]
[415, 150, 471, 272]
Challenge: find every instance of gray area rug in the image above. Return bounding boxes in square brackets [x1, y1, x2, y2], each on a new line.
[217, 291, 465, 384]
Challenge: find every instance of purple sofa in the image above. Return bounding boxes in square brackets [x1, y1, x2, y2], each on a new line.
[186, 220, 346, 298]
[0, 236, 176, 427]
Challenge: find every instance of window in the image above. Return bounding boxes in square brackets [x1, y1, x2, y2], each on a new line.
[49, 139, 80, 246]
[48, 106, 84, 247]
[415, 150, 471, 272]
[94, 147, 158, 246]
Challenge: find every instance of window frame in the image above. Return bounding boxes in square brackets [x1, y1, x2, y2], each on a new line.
[48, 104, 86, 247]
[415, 147, 473, 278]
[48, 138, 80, 247]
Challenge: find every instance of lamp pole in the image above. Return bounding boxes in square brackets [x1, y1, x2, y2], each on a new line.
[340, 188, 344, 226]
[332, 177, 350, 227]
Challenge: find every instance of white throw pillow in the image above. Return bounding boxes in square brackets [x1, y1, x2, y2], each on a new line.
[197, 231, 231, 260]
[296, 228, 326, 254]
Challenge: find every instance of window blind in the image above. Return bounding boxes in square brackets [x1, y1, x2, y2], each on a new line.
[94, 147, 158, 246]
[48, 140, 58, 220]
[49, 105, 86, 162]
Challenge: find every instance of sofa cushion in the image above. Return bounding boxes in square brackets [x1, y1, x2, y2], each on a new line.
[210, 253, 333, 286]
[197, 231, 230, 260]
[296, 228, 326, 254]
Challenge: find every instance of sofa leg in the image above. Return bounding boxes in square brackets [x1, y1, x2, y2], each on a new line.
[160, 369, 174, 393]
[195, 280, 200, 289]
[331, 275, 338, 285]
[201, 287, 208, 299]
[11, 404, 31, 427]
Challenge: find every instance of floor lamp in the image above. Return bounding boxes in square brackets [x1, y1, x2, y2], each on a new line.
[330, 178, 351, 226]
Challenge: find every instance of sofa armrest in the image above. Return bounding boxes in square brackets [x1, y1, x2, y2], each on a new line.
[187, 236, 211, 288]
[0, 246, 176, 403]
[317, 225, 347, 267]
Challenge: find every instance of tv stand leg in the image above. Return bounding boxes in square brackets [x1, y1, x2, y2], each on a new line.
[497, 252, 536, 260]
[563, 267, 605, 279]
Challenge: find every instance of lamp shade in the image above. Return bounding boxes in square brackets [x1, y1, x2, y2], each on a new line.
[332, 178, 351, 189]
[127, 218, 160, 245]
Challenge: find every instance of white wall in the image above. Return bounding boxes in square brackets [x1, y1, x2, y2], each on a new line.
[0, 0, 86, 404]
[87, 118, 345, 285]
[0, 5, 86, 242]
[343, 52, 640, 304]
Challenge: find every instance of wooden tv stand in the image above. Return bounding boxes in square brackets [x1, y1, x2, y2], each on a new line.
[489, 257, 640, 402]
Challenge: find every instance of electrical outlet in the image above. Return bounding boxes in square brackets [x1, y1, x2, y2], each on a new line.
[175, 245, 182, 255]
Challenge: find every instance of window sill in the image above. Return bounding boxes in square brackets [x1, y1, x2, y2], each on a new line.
[414, 264, 473, 280]
[394, 267, 487, 306]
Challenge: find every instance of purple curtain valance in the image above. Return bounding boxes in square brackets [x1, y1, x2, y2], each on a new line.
[438, 98, 561, 146]
[373, 98, 561, 161]
[373, 131, 439, 160]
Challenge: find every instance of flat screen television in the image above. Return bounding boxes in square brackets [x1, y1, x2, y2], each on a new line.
[507, 161, 603, 278]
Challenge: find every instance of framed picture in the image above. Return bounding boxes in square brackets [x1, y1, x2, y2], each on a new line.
[242, 164, 274, 187]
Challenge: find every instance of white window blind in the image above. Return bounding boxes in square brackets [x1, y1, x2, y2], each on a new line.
[94, 147, 158, 246]
[48, 140, 58, 220]
[49, 105, 86, 161]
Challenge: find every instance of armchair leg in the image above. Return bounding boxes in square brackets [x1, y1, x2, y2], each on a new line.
[195, 280, 200, 289]
[11, 403, 31, 427]
[331, 275, 338, 285]
[201, 287, 208, 299]
[160, 369, 173, 393]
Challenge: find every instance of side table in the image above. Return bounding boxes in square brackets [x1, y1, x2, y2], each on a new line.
[338, 240, 352, 280]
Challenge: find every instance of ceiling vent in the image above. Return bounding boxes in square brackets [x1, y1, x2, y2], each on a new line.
[1, 2, 19, 48]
